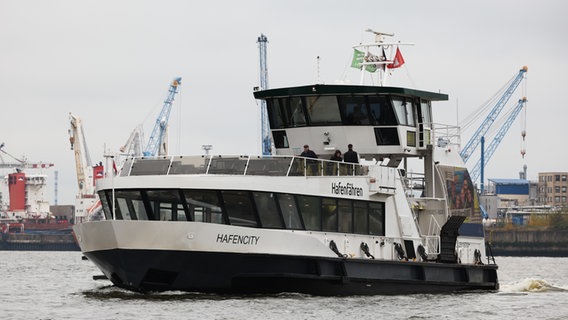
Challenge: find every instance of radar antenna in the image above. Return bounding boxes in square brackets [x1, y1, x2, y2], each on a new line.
[365, 29, 394, 43]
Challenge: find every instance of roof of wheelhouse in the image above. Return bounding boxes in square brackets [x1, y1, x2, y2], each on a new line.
[253, 84, 449, 101]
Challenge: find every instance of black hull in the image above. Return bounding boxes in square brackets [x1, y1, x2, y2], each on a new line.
[85, 249, 499, 295]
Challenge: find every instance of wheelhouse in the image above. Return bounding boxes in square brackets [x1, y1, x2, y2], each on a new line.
[253, 84, 448, 159]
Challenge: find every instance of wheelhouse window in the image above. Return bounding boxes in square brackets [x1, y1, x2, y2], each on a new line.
[374, 127, 400, 145]
[392, 97, 415, 126]
[306, 96, 342, 125]
[419, 100, 432, 126]
[288, 97, 307, 127]
[271, 130, 289, 148]
[266, 97, 307, 128]
[339, 96, 370, 125]
[368, 95, 397, 125]
[267, 98, 286, 129]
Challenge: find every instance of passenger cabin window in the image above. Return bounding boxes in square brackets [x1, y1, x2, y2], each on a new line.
[101, 189, 386, 236]
[252, 192, 285, 228]
[392, 97, 415, 126]
[278, 193, 303, 229]
[297, 195, 321, 231]
[183, 190, 223, 224]
[222, 190, 258, 227]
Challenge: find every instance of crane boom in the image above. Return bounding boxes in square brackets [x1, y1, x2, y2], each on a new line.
[469, 97, 527, 182]
[0, 142, 54, 169]
[143, 77, 182, 157]
[460, 66, 527, 163]
[120, 124, 144, 157]
[68, 113, 94, 196]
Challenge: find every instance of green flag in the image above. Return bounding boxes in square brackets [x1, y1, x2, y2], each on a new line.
[350, 49, 377, 73]
[351, 49, 365, 68]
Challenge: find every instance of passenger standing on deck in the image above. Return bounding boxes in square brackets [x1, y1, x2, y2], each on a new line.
[300, 145, 317, 158]
[343, 144, 359, 175]
[327, 150, 343, 175]
[343, 144, 358, 163]
[330, 150, 342, 162]
[300, 144, 318, 175]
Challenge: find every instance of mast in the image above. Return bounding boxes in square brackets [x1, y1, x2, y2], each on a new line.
[352, 30, 413, 86]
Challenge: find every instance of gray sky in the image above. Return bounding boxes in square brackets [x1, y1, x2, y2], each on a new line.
[1, 0, 566, 206]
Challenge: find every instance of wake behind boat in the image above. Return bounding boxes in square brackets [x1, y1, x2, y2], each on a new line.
[74, 32, 498, 295]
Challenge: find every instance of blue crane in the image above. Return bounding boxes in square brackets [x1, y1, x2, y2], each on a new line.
[470, 97, 527, 185]
[460, 66, 527, 163]
[257, 34, 271, 156]
[143, 77, 182, 157]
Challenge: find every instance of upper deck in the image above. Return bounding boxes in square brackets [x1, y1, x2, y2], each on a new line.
[117, 154, 397, 194]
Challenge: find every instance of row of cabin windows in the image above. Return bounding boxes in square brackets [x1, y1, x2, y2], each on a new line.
[99, 189, 385, 235]
[266, 94, 432, 129]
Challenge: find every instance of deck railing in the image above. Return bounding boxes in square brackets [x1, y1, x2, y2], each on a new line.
[121, 155, 373, 177]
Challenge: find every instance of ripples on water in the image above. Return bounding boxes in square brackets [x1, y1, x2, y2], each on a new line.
[1, 252, 567, 320]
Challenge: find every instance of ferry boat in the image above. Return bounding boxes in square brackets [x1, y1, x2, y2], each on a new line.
[74, 33, 498, 295]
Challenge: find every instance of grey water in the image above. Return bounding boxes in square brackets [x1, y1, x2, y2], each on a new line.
[0, 252, 566, 320]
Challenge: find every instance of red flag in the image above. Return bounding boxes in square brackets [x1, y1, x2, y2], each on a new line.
[387, 47, 405, 69]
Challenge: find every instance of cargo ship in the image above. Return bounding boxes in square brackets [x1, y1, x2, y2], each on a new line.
[0, 170, 79, 251]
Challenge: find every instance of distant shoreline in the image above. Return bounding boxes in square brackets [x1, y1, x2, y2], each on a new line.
[486, 229, 568, 257]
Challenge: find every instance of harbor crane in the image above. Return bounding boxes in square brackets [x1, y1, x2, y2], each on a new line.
[68, 113, 94, 196]
[120, 124, 144, 157]
[460, 66, 527, 164]
[471, 97, 527, 188]
[143, 77, 182, 157]
[257, 34, 272, 156]
[0, 142, 54, 170]
[68, 113, 101, 222]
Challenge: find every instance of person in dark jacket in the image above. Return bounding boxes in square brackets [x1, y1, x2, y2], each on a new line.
[343, 144, 358, 163]
[300, 145, 317, 158]
[300, 144, 318, 175]
[327, 150, 343, 175]
[343, 144, 359, 175]
[330, 150, 342, 162]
